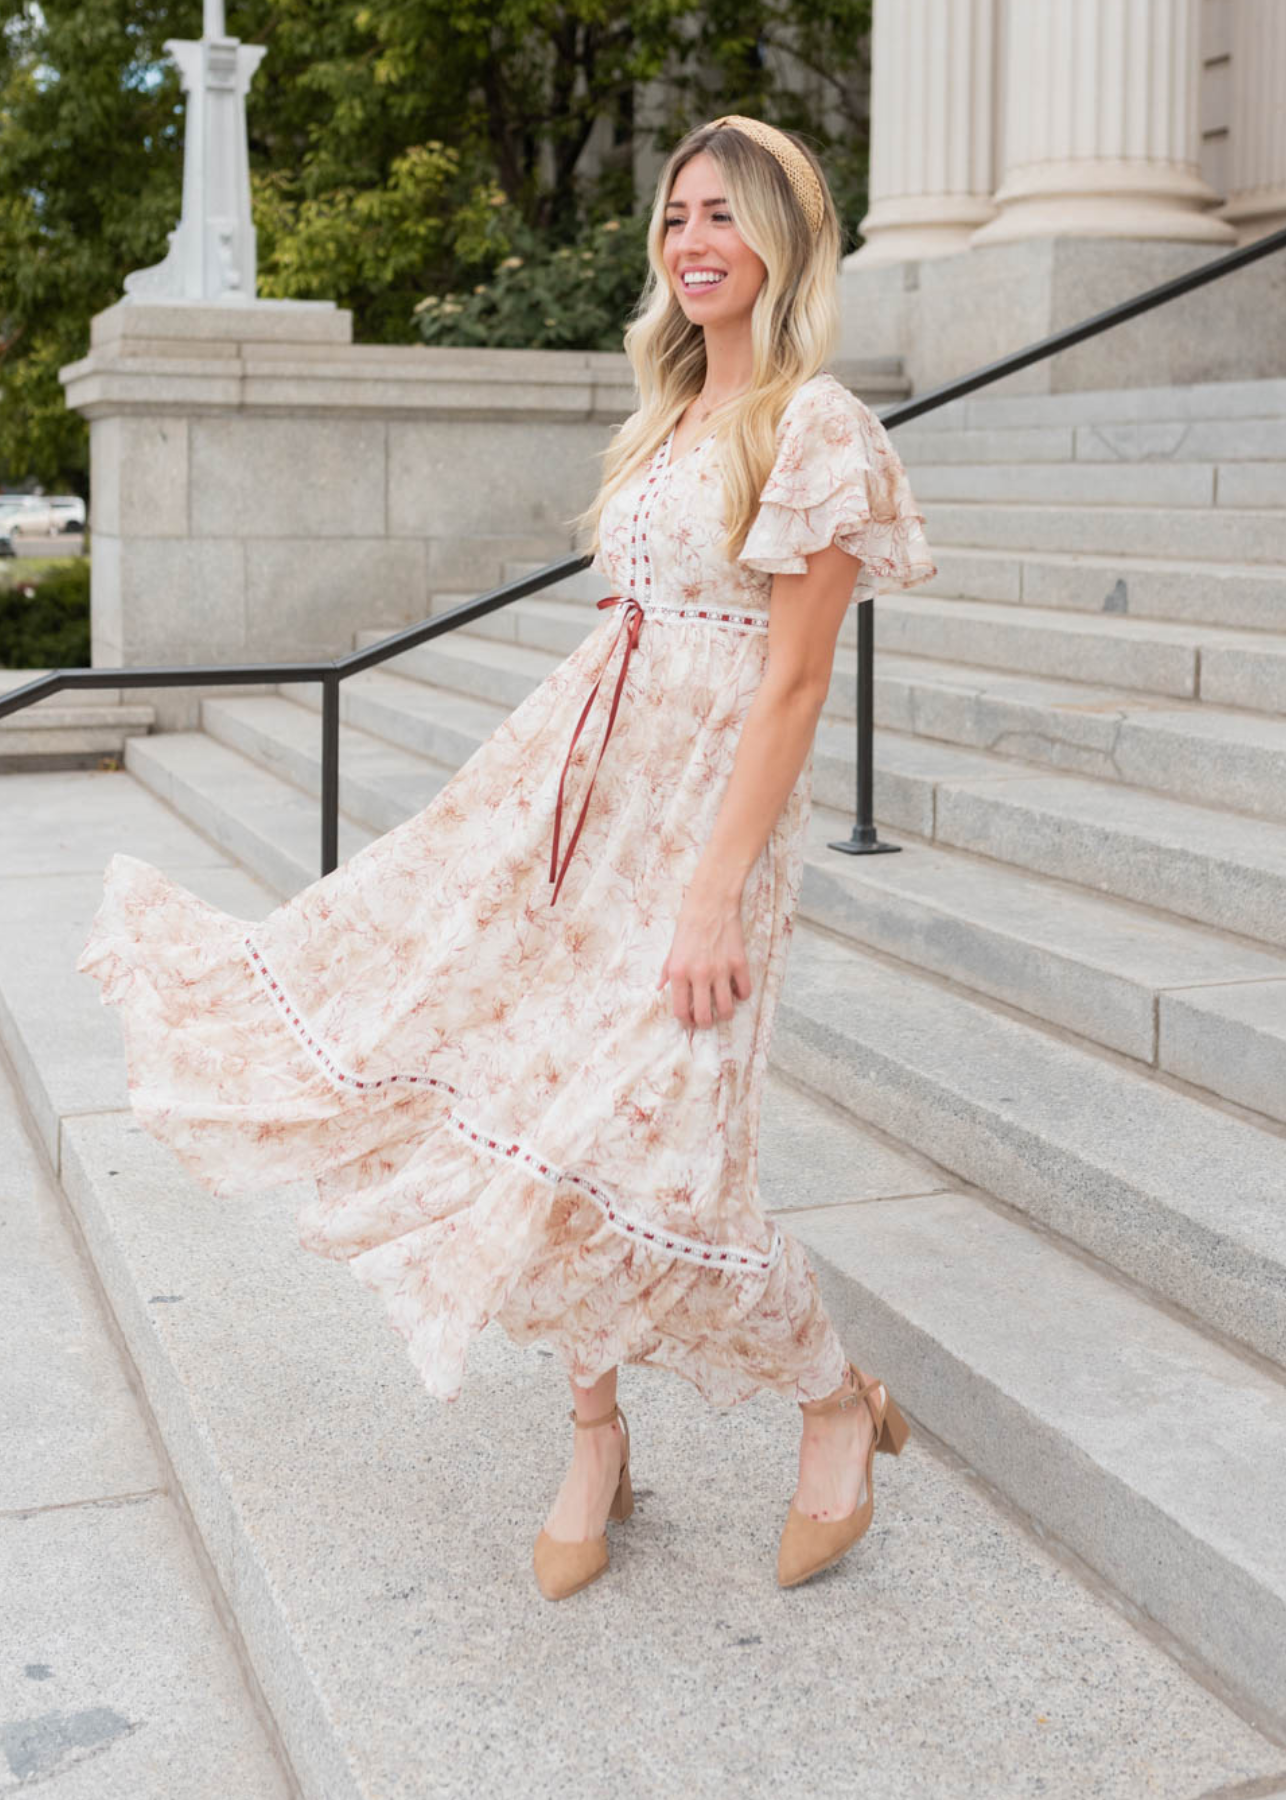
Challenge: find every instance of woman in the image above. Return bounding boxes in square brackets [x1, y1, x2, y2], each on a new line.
[76, 116, 936, 1601]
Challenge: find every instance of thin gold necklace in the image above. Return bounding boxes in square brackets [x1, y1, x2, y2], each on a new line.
[692, 384, 748, 422]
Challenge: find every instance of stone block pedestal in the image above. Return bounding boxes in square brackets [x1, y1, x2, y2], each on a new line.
[59, 301, 634, 728]
[841, 235, 1286, 399]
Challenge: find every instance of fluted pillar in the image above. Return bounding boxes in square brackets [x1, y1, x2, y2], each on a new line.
[1220, 0, 1286, 243]
[972, 0, 1236, 246]
[850, 0, 998, 266]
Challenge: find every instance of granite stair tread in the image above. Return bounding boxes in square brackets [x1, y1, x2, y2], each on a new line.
[201, 693, 451, 836]
[775, 923, 1286, 1371]
[126, 729, 375, 893]
[800, 801, 1286, 1117]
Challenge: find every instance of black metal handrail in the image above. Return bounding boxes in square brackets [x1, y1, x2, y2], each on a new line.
[827, 217, 1286, 858]
[3, 218, 1284, 875]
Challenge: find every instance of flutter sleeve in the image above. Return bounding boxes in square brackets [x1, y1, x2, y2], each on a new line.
[737, 378, 937, 598]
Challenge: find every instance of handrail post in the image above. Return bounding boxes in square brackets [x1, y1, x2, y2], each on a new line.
[320, 671, 340, 876]
[828, 598, 900, 859]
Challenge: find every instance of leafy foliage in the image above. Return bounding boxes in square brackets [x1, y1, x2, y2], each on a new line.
[415, 209, 652, 352]
[0, 0, 872, 487]
[0, 555, 91, 666]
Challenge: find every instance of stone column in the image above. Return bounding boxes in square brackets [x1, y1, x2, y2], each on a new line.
[972, 0, 1236, 246]
[1220, 0, 1286, 243]
[850, 0, 999, 266]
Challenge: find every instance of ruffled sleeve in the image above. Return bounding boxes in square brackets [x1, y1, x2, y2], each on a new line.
[737, 377, 937, 598]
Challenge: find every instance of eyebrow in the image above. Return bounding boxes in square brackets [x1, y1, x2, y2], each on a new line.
[665, 197, 728, 209]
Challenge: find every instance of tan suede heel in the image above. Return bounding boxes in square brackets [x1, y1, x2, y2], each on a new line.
[777, 1362, 908, 1589]
[533, 1401, 633, 1601]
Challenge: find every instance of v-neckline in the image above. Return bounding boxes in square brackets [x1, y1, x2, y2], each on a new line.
[662, 425, 717, 472]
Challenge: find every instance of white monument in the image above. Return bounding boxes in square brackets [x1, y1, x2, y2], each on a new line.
[123, 0, 267, 304]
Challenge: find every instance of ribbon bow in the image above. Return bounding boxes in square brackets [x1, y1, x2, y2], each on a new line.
[548, 594, 645, 905]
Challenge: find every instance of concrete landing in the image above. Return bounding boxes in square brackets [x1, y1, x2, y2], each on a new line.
[0, 1055, 289, 1798]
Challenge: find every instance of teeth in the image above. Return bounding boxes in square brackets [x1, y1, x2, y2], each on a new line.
[683, 272, 725, 286]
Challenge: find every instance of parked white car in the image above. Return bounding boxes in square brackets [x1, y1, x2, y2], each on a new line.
[0, 495, 60, 536]
[49, 496, 86, 532]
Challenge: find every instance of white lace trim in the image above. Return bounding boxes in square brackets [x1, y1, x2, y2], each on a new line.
[243, 934, 785, 1275]
[629, 601, 768, 632]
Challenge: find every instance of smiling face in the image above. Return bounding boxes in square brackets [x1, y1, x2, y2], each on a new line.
[662, 150, 767, 327]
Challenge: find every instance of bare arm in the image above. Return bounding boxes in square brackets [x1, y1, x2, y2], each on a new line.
[658, 539, 863, 1031]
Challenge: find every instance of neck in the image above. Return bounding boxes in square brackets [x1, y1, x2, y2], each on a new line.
[699, 322, 754, 401]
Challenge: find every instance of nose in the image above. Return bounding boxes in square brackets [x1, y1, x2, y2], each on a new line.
[672, 215, 708, 254]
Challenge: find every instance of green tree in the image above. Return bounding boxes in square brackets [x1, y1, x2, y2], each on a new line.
[0, 0, 872, 493]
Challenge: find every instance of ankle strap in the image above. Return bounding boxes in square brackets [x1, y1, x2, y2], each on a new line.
[568, 1402, 621, 1429]
[801, 1364, 885, 1420]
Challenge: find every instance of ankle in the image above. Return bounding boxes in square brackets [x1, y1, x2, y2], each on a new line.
[799, 1363, 861, 1418]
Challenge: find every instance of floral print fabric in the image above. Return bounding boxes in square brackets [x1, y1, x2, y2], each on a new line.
[76, 371, 936, 1409]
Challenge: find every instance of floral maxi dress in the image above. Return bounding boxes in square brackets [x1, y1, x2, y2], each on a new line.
[76, 371, 937, 1409]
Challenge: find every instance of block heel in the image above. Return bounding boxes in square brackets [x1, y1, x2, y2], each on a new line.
[608, 1455, 634, 1521]
[877, 1393, 909, 1456]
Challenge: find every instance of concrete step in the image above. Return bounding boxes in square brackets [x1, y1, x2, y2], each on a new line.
[0, 671, 154, 768]
[202, 693, 451, 836]
[776, 925, 1286, 1374]
[873, 590, 1286, 711]
[919, 500, 1286, 565]
[895, 415, 1286, 468]
[869, 657, 1286, 819]
[910, 752, 1286, 950]
[898, 375, 1286, 433]
[158, 680, 1286, 1129]
[800, 804, 1286, 1123]
[4, 767, 1286, 1765]
[358, 629, 557, 715]
[903, 543, 1286, 631]
[0, 1055, 291, 1798]
[290, 666, 511, 772]
[909, 458, 1223, 507]
[311, 642, 1286, 956]
[199, 684, 1286, 1127]
[125, 731, 375, 895]
[386, 590, 1286, 727]
[495, 541, 1286, 647]
[47, 1098, 1283, 1792]
[1218, 462, 1286, 508]
[354, 623, 1286, 835]
[788, 1179, 1286, 1737]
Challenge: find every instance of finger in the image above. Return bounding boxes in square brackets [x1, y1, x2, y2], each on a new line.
[713, 972, 736, 1021]
[671, 974, 693, 1027]
[692, 977, 714, 1030]
[730, 957, 753, 1000]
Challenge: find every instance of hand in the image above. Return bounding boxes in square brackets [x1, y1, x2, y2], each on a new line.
[658, 878, 753, 1031]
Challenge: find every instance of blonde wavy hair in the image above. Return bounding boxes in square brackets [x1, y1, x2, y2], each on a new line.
[569, 119, 842, 566]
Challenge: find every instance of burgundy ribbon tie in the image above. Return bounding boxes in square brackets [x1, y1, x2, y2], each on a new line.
[548, 594, 644, 905]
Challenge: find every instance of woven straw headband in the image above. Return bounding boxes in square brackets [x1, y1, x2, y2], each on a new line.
[708, 116, 825, 234]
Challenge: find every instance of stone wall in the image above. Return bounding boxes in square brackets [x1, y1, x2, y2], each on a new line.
[60, 300, 636, 727]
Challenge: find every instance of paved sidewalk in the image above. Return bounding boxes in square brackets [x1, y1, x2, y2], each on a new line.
[0, 1053, 291, 1798]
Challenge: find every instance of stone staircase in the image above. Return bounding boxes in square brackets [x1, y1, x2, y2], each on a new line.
[5, 375, 1286, 1786]
[0, 670, 154, 770]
